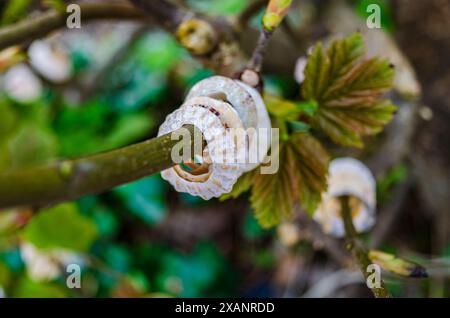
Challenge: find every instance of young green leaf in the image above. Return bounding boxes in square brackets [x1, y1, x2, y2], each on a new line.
[264, 94, 317, 120]
[21, 203, 98, 252]
[302, 33, 396, 147]
[289, 132, 329, 214]
[219, 170, 256, 201]
[13, 276, 67, 298]
[250, 133, 329, 227]
[1, 0, 33, 25]
[43, 0, 66, 13]
[368, 250, 428, 278]
[287, 120, 311, 133]
[250, 142, 296, 228]
[8, 123, 58, 168]
[262, 0, 293, 31]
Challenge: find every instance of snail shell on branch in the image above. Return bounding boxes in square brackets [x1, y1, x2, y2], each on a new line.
[294, 56, 307, 84]
[158, 97, 244, 200]
[187, 76, 271, 171]
[3, 64, 43, 103]
[28, 39, 72, 83]
[158, 76, 272, 199]
[313, 157, 376, 238]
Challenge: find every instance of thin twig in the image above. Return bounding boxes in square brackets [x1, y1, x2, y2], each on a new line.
[247, 29, 271, 73]
[240, 0, 293, 88]
[340, 196, 391, 298]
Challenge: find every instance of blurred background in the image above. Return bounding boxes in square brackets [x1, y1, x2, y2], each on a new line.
[0, 0, 449, 298]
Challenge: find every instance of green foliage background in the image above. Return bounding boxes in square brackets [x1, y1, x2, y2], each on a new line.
[0, 0, 444, 298]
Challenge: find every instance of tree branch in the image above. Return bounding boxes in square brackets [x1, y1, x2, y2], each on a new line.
[240, 0, 293, 89]
[246, 29, 271, 73]
[340, 196, 391, 298]
[0, 3, 144, 50]
[0, 125, 201, 210]
[0, 0, 247, 77]
[129, 0, 247, 77]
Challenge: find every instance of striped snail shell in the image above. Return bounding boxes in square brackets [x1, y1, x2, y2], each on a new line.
[158, 76, 272, 199]
[158, 97, 245, 200]
[28, 39, 72, 83]
[186, 75, 271, 172]
[313, 157, 376, 238]
[294, 56, 307, 84]
[3, 64, 43, 103]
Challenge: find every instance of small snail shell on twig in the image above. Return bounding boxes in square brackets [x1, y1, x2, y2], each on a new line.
[158, 97, 244, 199]
[158, 76, 271, 199]
[28, 39, 72, 83]
[294, 56, 307, 84]
[313, 157, 376, 238]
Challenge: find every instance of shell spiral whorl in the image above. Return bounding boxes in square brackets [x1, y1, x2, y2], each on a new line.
[158, 76, 272, 199]
[313, 157, 377, 237]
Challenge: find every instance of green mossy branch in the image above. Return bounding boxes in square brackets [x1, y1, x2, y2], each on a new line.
[0, 125, 200, 209]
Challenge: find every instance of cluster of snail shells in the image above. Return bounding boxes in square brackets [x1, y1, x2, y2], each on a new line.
[313, 157, 377, 238]
[158, 76, 271, 200]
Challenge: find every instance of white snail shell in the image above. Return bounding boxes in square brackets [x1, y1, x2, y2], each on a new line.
[294, 56, 307, 84]
[158, 97, 244, 200]
[313, 157, 376, 238]
[28, 39, 72, 83]
[3, 64, 43, 103]
[187, 76, 258, 129]
[158, 76, 272, 199]
[187, 76, 271, 171]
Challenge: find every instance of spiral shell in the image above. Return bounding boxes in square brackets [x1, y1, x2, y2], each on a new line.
[3, 64, 43, 103]
[28, 39, 72, 83]
[294, 56, 307, 84]
[187, 76, 271, 171]
[158, 97, 245, 199]
[158, 76, 272, 199]
[313, 157, 376, 237]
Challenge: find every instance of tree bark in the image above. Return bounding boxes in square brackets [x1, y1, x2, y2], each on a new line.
[0, 125, 200, 209]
